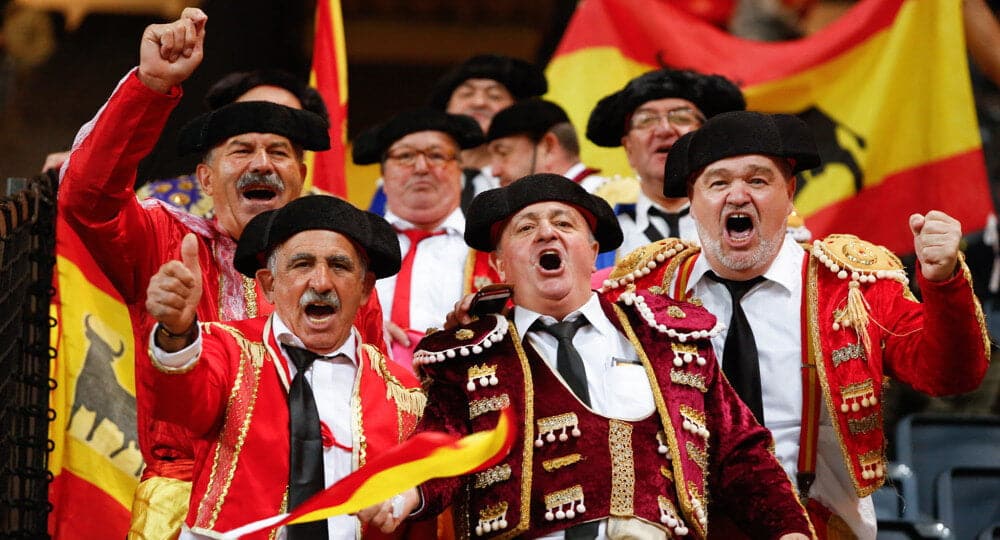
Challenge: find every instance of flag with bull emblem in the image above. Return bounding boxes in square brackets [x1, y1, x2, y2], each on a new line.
[48, 220, 138, 537]
[546, 0, 992, 254]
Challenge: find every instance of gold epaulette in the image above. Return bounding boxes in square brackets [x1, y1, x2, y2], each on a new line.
[600, 238, 700, 292]
[810, 234, 909, 356]
[412, 314, 509, 367]
[592, 174, 640, 207]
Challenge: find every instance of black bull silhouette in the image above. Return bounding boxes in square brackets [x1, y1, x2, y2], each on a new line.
[68, 314, 141, 475]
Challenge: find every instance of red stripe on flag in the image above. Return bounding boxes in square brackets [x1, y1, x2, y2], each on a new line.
[48, 471, 130, 539]
[310, 0, 347, 196]
[804, 149, 992, 254]
[554, 0, 905, 86]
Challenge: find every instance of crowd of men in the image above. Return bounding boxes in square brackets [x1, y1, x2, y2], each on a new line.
[53, 7, 990, 540]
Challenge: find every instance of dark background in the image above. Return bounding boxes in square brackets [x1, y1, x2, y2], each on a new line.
[0, 0, 571, 183]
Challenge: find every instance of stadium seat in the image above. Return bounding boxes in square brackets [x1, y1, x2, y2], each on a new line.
[934, 467, 1000, 540]
[875, 462, 920, 520]
[876, 519, 951, 539]
[893, 413, 1000, 516]
[977, 522, 1000, 540]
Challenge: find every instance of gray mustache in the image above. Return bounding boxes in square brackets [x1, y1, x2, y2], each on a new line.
[300, 289, 341, 310]
[236, 172, 285, 192]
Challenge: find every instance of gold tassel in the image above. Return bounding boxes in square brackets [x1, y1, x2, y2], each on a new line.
[364, 344, 427, 417]
[838, 281, 873, 357]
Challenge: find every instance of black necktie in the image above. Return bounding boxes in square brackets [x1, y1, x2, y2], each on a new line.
[534, 318, 599, 540]
[283, 344, 329, 540]
[536, 317, 592, 405]
[644, 206, 690, 241]
[707, 272, 767, 424]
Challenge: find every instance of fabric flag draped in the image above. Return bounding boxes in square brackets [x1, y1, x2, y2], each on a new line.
[546, 0, 992, 254]
[305, 0, 350, 199]
[48, 220, 139, 538]
[220, 409, 516, 539]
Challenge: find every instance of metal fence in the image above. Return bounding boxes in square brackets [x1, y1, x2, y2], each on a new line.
[0, 173, 57, 537]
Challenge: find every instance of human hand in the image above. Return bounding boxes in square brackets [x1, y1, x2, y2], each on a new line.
[137, 7, 207, 93]
[444, 293, 478, 330]
[385, 320, 411, 347]
[355, 488, 420, 533]
[146, 233, 203, 338]
[910, 210, 961, 281]
[41, 150, 70, 173]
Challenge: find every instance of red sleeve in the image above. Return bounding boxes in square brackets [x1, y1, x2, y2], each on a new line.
[880, 262, 990, 396]
[150, 325, 232, 438]
[705, 362, 813, 538]
[57, 69, 183, 302]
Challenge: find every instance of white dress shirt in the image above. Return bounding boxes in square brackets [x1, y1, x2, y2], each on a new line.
[377, 207, 469, 333]
[515, 293, 655, 539]
[151, 317, 363, 540]
[616, 192, 699, 259]
[684, 235, 876, 539]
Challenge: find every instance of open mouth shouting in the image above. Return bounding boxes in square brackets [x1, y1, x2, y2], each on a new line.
[723, 210, 757, 246]
[537, 249, 564, 273]
[300, 290, 341, 324]
[237, 172, 285, 203]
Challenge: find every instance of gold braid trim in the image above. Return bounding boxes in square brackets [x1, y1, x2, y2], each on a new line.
[956, 252, 992, 364]
[362, 344, 426, 418]
[497, 320, 535, 540]
[613, 304, 706, 539]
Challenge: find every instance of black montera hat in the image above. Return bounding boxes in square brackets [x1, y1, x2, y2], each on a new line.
[204, 69, 330, 122]
[485, 98, 571, 143]
[428, 54, 547, 110]
[586, 69, 745, 147]
[663, 111, 821, 198]
[352, 109, 484, 165]
[464, 173, 623, 253]
[177, 101, 330, 156]
[234, 195, 401, 279]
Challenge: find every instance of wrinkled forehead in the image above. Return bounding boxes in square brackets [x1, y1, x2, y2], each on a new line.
[455, 78, 511, 95]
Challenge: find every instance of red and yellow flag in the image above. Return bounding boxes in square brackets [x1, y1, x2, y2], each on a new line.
[221, 409, 516, 538]
[546, 0, 992, 253]
[48, 220, 140, 538]
[304, 0, 350, 199]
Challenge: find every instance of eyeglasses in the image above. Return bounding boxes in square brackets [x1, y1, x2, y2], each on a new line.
[385, 148, 457, 168]
[629, 107, 706, 131]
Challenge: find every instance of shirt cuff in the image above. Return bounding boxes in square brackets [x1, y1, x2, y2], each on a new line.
[149, 325, 202, 373]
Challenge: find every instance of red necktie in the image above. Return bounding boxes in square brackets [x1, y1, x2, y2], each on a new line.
[391, 228, 445, 330]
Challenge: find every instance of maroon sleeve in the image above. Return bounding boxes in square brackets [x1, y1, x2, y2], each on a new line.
[57, 69, 182, 302]
[705, 365, 813, 539]
[410, 375, 472, 519]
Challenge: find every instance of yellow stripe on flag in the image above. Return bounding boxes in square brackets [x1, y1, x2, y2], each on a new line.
[49, 253, 140, 510]
[222, 409, 516, 538]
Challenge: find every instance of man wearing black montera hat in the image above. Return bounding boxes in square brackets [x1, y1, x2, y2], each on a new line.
[586, 69, 745, 259]
[353, 108, 501, 366]
[56, 9, 390, 538]
[600, 111, 989, 538]
[368, 54, 548, 216]
[368, 173, 813, 540]
[145, 196, 425, 539]
[486, 98, 607, 193]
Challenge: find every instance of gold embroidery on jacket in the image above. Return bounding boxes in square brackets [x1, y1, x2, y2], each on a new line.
[609, 420, 635, 515]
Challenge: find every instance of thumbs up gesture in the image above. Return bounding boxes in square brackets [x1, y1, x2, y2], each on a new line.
[910, 210, 961, 282]
[146, 233, 204, 338]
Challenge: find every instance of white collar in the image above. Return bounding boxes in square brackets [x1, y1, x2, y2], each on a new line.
[689, 234, 805, 295]
[271, 313, 359, 366]
[513, 293, 615, 339]
[384, 206, 465, 236]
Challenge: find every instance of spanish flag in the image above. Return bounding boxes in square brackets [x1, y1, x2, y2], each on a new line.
[48, 220, 139, 537]
[221, 409, 516, 539]
[304, 0, 350, 199]
[546, 0, 992, 254]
